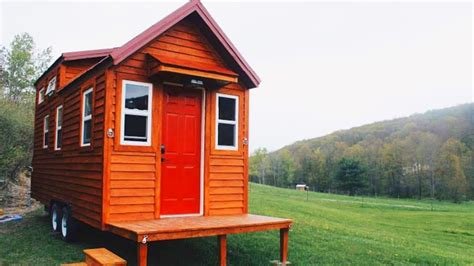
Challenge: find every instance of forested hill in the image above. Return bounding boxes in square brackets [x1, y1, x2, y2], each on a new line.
[250, 103, 473, 202]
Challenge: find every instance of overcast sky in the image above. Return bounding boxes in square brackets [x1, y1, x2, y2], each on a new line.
[1, 1, 472, 152]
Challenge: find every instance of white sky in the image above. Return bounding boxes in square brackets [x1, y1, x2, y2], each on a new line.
[1, 1, 472, 152]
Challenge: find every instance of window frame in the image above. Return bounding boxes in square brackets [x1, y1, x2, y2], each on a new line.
[43, 115, 49, 149]
[38, 88, 45, 104]
[120, 80, 153, 146]
[81, 87, 93, 147]
[55, 105, 63, 151]
[215, 93, 239, 151]
[46, 76, 57, 95]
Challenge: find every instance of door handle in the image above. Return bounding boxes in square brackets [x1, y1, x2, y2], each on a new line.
[161, 144, 166, 162]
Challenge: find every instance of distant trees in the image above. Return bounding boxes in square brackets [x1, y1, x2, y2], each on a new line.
[335, 158, 366, 196]
[249, 104, 474, 202]
[436, 138, 469, 202]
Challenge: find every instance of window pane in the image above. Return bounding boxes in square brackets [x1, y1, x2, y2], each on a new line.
[218, 123, 235, 146]
[84, 93, 92, 117]
[218, 97, 236, 121]
[44, 132, 48, 147]
[125, 84, 149, 111]
[57, 129, 62, 148]
[124, 115, 147, 141]
[83, 120, 91, 144]
[57, 108, 63, 127]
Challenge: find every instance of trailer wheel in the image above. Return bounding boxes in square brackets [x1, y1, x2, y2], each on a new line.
[50, 203, 61, 232]
[60, 206, 77, 242]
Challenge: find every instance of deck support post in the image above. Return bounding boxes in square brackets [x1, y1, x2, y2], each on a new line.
[137, 242, 148, 266]
[280, 228, 289, 265]
[218, 234, 227, 266]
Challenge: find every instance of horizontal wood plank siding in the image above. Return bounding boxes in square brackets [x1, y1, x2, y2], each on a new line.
[108, 151, 157, 222]
[206, 82, 248, 216]
[104, 18, 248, 221]
[31, 71, 106, 229]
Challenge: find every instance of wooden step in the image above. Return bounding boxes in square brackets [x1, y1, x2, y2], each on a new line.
[84, 248, 127, 266]
[60, 262, 87, 266]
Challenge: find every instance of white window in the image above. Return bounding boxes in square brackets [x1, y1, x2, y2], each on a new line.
[216, 93, 238, 150]
[81, 88, 93, 147]
[55, 105, 63, 150]
[38, 88, 45, 104]
[46, 76, 57, 95]
[120, 80, 152, 146]
[43, 115, 49, 149]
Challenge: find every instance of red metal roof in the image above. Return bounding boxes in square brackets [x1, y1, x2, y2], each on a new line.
[62, 48, 117, 61]
[148, 53, 238, 77]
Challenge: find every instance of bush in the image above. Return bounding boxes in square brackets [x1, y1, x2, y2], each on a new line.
[0, 99, 34, 185]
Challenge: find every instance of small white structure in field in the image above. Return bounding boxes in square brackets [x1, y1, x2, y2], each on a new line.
[296, 184, 308, 191]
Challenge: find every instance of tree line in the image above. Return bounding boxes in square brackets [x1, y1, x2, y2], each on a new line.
[0, 33, 51, 186]
[250, 104, 474, 202]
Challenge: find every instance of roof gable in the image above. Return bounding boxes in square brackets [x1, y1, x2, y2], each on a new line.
[110, 0, 260, 88]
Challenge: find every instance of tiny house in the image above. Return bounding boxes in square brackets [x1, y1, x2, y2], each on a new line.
[31, 1, 291, 265]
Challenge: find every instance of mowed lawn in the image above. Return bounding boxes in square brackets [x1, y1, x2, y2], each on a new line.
[1, 183, 473, 265]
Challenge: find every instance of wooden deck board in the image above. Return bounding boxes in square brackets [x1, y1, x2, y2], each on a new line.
[106, 214, 292, 242]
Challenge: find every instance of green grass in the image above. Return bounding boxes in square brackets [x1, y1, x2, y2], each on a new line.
[1, 183, 473, 265]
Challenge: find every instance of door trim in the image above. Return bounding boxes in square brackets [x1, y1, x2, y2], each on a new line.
[160, 84, 205, 218]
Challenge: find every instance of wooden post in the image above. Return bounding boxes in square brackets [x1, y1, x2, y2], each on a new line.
[137, 242, 148, 266]
[218, 235, 227, 266]
[280, 228, 289, 264]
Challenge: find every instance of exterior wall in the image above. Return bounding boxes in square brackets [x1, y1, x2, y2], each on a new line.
[206, 83, 249, 215]
[31, 70, 107, 229]
[62, 58, 103, 85]
[104, 19, 248, 223]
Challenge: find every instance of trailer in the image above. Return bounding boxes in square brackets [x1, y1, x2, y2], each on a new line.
[31, 1, 292, 265]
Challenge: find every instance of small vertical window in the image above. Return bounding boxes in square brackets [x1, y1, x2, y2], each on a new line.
[55, 105, 63, 150]
[81, 88, 93, 147]
[46, 76, 57, 95]
[38, 88, 45, 104]
[216, 93, 238, 150]
[120, 80, 153, 146]
[43, 115, 49, 149]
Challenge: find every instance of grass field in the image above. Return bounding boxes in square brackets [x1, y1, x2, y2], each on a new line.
[1, 183, 473, 265]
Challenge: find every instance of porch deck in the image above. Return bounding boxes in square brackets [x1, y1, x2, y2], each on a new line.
[106, 214, 292, 266]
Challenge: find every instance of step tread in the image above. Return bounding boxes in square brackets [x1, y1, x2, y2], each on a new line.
[84, 248, 126, 265]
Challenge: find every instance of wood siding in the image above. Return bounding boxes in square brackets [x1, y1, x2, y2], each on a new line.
[32, 17, 251, 226]
[206, 83, 248, 216]
[62, 59, 103, 86]
[105, 19, 248, 223]
[31, 71, 107, 228]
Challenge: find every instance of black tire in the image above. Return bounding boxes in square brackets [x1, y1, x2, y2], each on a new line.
[60, 206, 78, 242]
[50, 203, 61, 232]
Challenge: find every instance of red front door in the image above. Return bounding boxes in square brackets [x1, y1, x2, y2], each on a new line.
[160, 86, 202, 215]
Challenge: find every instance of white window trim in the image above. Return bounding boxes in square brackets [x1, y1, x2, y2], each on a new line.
[215, 93, 239, 151]
[43, 115, 49, 149]
[46, 76, 56, 95]
[120, 80, 153, 146]
[81, 88, 93, 147]
[38, 88, 45, 104]
[55, 105, 63, 151]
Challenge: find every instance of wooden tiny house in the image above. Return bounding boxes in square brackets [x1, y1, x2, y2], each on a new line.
[31, 1, 291, 265]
